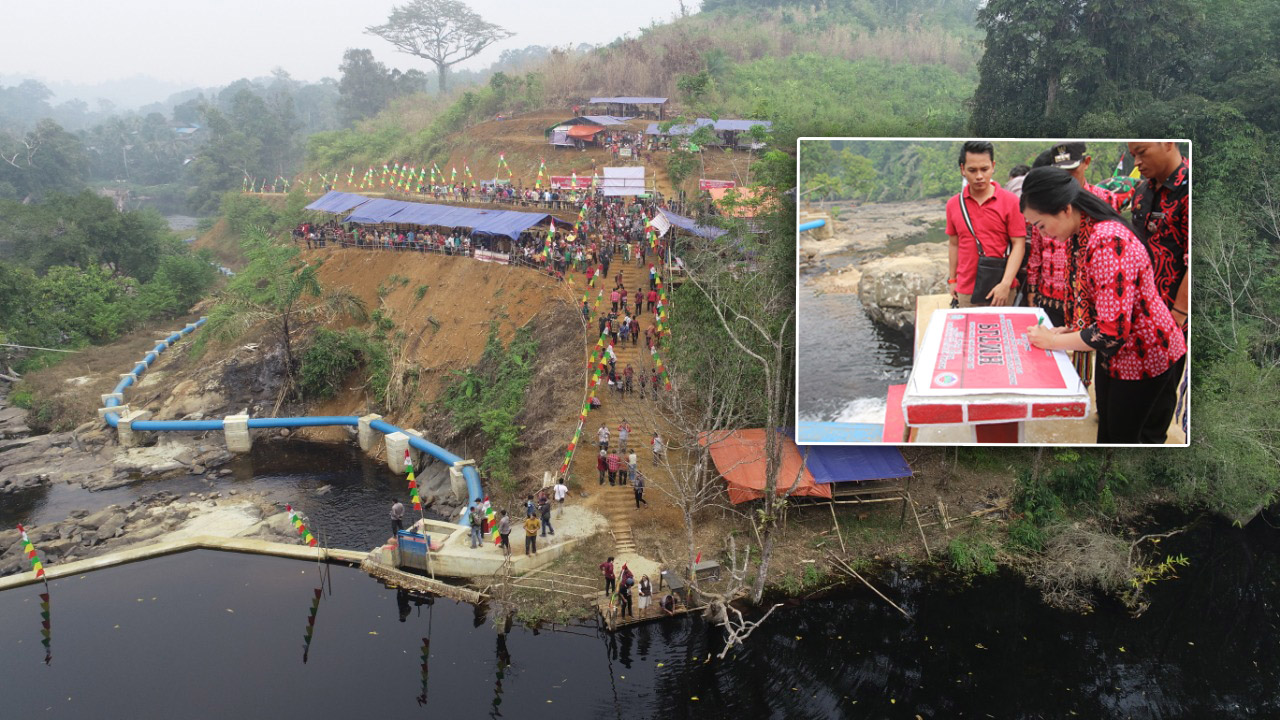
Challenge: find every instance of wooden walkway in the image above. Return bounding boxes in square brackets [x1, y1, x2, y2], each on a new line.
[596, 593, 701, 631]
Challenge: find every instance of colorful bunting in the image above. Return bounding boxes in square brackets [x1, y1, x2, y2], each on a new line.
[417, 637, 430, 706]
[405, 449, 422, 511]
[286, 505, 318, 547]
[16, 524, 45, 579]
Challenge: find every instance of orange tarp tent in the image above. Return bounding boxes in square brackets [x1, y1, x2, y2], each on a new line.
[567, 125, 605, 139]
[698, 429, 832, 505]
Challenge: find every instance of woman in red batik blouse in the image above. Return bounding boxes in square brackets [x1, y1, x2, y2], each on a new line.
[1021, 167, 1186, 444]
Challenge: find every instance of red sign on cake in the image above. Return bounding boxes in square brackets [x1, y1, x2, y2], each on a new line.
[929, 312, 1067, 391]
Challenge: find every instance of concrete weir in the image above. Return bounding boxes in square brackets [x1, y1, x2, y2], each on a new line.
[0, 537, 367, 593]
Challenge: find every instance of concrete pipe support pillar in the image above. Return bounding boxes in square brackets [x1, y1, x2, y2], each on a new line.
[224, 413, 252, 453]
[450, 460, 474, 503]
[118, 409, 152, 448]
[385, 432, 411, 473]
[357, 414, 383, 454]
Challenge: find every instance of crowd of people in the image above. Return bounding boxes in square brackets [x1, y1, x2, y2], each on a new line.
[293, 191, 677, 279]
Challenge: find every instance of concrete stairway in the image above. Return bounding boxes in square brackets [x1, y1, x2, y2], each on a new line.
[569, 250, 662, 559]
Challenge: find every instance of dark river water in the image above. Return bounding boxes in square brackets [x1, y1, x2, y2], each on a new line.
[4, 438, 1279, 717]
[2, 508, 1277, 718]
[796, 224, 948, 423]
[0, 440, 452, 550]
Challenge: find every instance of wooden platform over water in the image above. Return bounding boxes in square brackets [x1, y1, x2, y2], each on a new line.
[597, 592, 701, 631]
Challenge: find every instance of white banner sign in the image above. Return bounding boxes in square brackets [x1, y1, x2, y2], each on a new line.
[474, 250, 510, 265]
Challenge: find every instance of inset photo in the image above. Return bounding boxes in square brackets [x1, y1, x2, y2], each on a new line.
[797, 138, 1189, 446]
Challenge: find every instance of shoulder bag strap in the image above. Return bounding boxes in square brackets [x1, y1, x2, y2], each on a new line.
[958, 190, 1011, 259]
[958, 191, 985, 258]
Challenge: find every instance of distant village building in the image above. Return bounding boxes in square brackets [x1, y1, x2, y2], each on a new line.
[546, 115, 632, 148]
[587, 96, 668, 120]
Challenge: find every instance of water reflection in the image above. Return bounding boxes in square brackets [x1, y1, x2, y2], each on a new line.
[418, 635, 431, 707]
[39, 589, 51, 665]
[0, 517, 1276, 717]
[489, 633, 509, 716]
[302, 585, 321, 664]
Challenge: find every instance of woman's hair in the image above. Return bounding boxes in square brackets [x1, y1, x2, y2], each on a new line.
[1020, 166, 1137, 236]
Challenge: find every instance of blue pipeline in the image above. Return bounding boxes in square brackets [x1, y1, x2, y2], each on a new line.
[247, 417, 358, 429]
[102, 316, 485, 515]
[371, 419, 484, 522]
[105, 317, 208, 427]
[133, 419, 225, 432]
[129, 416, 361, 432]
[798, 219, 826, 232]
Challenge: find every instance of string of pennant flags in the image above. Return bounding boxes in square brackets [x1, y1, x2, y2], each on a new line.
[286, 505, 318, 547]
[558, 320, 614, 476]
[241, 151, 622, 198]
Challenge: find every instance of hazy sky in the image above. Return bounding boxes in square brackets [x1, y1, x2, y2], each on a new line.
[4, 0, 690, 88]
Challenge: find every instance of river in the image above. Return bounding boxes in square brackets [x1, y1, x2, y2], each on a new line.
[796, 223, 948, 425]
[2, 442, 1277, 717]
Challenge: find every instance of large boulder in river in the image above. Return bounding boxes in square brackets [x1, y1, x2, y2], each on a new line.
[857, 243, 949, 333]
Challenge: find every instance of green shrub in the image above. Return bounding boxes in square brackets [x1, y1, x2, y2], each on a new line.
[1005, 517, 1047, 553]
[9, 388, 33, 409]
[442, 323, 538, 489]
[947, 534, 999, 576]
[219, 192, 280, 237]
[298, 328, 388, 402]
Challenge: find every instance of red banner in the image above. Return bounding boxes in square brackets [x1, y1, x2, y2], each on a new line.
[699, 179, 737, 190]
[929, 313, 1067, 391]
[550, 176, 594, 189]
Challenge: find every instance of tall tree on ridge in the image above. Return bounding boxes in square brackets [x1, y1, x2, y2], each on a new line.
[366, 0, 514, 94]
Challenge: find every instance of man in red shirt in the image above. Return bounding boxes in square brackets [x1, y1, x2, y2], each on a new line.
[946, 141, 1026, 307]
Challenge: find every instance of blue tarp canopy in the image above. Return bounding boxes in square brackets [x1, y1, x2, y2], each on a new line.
[472, 210, 552, 238]
[649, 118, 771, 136]
[338, 196, 551, 240]
[800, 444, 914, 484]
[391, 203, 487, 227]
[662, 118, 715, 136]
[306, 191, 373, 214]
[711, 119, 772, 132]
[658, 207, 727, 239]
[342, 197, 413, 224]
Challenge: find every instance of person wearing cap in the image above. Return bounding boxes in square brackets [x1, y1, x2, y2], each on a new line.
[946, 141, 1027, 307]
[390, 500, 405, 537]
[1127, 142, 1189, 329]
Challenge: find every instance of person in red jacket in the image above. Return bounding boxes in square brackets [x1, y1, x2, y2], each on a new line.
[1022, 167, 1186, 444]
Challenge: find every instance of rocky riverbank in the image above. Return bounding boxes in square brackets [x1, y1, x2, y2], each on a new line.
[802, 200, 949, 334]
[0, 383, 305, 577]
[0, 487, 300, 577]
[799, 198, 946, 265]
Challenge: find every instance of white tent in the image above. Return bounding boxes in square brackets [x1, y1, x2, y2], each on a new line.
[601, 166, 646, 197]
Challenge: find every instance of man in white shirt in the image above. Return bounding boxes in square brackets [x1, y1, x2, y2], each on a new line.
[553, 478, 569, 516]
